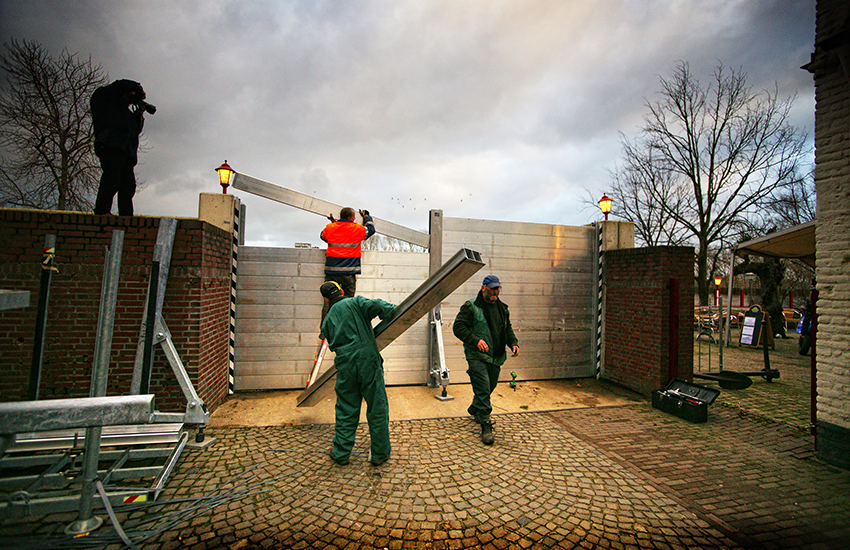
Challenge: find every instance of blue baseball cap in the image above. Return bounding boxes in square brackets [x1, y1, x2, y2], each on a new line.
[482, 275, 501, 288]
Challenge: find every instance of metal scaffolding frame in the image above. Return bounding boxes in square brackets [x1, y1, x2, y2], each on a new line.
[0, 223, 205, 530]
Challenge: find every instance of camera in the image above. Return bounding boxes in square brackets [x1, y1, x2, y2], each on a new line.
[135, 100, 157, 115]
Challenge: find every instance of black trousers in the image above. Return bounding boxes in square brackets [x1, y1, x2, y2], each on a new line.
[94, 148, 136, 216]
[320, 274, 357, 337]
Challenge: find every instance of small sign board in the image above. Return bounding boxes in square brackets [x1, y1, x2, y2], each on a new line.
[739, 304, 775, 348]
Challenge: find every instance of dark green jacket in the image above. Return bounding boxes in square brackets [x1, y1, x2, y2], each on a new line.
[453, 291, 518, 367]
[321, 295, 396, 360]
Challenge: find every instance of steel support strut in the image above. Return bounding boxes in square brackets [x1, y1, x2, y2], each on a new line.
[66, 230, 123, 535]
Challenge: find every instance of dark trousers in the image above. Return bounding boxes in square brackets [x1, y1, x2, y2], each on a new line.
[320, 274, 357, 335]
[94, 148, 136, 216]
[332, 351, 391, 461]
[466, 358, 501, 421]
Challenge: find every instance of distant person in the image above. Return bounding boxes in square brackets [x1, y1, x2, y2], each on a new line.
[452, 275, 519, 445]
[319, 207, 375, 337]
[90, 79, 153, 216]
[320, 281, 396, 466]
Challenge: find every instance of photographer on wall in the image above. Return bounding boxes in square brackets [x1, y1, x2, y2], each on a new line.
[90, 79, 155, 216]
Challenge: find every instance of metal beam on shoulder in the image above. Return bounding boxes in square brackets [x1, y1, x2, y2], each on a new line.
[297, 248, 485, 407]
[231, 172, 430, 249]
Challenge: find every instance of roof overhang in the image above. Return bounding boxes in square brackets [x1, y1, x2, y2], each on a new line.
[733, 220, 816, 268]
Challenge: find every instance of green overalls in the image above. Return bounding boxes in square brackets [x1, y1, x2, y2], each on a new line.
[321, 295, 396, 462]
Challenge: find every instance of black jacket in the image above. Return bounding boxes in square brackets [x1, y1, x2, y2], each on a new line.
[91, 79, 144, 164]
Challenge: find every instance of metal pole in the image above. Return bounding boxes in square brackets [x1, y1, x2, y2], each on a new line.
[66, 230, 124, 535]
[719, 293, 724, 371]
[724, 250, 736, 345]
[28, 235, 56, 400]
[761, 317, 771, 372]
[428, 209, 443, 389]
[140, 260, 160, 394]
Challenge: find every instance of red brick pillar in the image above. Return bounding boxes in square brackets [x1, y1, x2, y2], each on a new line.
[603, 246, 694, 395]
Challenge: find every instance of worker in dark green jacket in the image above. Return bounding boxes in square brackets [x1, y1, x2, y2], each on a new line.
[320, 281, 396, 466]
[452, 275, 519, 445]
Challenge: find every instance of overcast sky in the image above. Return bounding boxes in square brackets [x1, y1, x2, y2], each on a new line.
[0, 0, 816, 247]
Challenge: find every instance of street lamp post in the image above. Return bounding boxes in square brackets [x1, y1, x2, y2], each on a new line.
[598, 194, 612, 221]
[714, 276, 722, 307]
[215, 160, 235, 194]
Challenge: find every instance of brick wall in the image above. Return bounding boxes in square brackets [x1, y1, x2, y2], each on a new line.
[809, 0, 850, 469]
[0, 209, 232, 417]
[603, 246, 694, 395]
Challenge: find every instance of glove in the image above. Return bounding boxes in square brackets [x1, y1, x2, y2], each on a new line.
[327, 213, 335, 222]
[359, 209, 370, 217]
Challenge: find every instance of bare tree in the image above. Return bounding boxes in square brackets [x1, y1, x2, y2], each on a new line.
[609, 62, 809, 305]
[607, 148, 690, 247]
[763, 170, 816, 228]
[0, 39, 107, 210]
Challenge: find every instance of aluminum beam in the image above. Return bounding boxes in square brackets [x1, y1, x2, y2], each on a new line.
[0, 395, 155, 436]
[231, 172, 430, 249]
[297, 248, 485, 407]
[132, 217, 178, 394]
[0, 431, 189, 519]
[7, 423, 182, 454]
[0, 290, 29, 311]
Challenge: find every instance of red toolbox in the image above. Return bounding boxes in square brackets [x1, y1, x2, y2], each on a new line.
[651, 378, 720, 423]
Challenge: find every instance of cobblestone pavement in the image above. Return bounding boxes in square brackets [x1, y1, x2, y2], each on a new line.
[4, 398, 850, 549]
[3, 338, 849, 549]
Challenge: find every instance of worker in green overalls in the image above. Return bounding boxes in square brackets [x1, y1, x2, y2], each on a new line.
[320, 281, 396, 466]
[453, 275, 519, 445]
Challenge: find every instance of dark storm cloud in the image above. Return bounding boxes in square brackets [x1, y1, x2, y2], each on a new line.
[0, 0, 816, 246]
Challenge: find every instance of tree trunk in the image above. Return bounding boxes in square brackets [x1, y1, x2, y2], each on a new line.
[696, 247, 709, 306]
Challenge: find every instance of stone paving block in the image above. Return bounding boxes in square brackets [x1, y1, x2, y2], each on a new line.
[3, 385, 850, 549]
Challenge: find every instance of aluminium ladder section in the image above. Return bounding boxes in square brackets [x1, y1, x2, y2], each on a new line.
[297, 247, 485, 407]
[0, 233, 186, 523]
[0, 396, 186, 518]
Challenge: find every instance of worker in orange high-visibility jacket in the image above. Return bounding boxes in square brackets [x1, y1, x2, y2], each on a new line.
[319, 206, 375, 338]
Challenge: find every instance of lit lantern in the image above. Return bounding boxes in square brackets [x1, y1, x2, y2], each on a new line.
[215, 160, 235, 194]
[598, 194, 612, 221]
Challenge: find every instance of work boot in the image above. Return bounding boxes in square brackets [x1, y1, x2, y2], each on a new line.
[370, 455, 389, 466]
[481, 421, 495, 445]
[329, 451, 349, 466]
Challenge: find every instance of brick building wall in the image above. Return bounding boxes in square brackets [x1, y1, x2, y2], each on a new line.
[0, 209, 232, 416]
[809, 0, 850, 469]
[603, 246, 694, 396]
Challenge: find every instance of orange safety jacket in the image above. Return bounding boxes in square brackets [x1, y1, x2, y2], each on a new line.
[320, 216, 375, 275]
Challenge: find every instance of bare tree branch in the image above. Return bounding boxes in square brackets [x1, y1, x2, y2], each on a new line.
[0, 39, 106, 211]
[607, 62, 810, 304]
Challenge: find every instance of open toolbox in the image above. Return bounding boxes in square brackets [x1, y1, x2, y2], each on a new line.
[651, 378, 721, 423]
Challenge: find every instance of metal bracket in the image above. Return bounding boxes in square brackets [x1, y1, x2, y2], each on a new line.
[153, 319, 209, 425]
[429, 307, 453, 400]
[130, 218, 210, 427]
